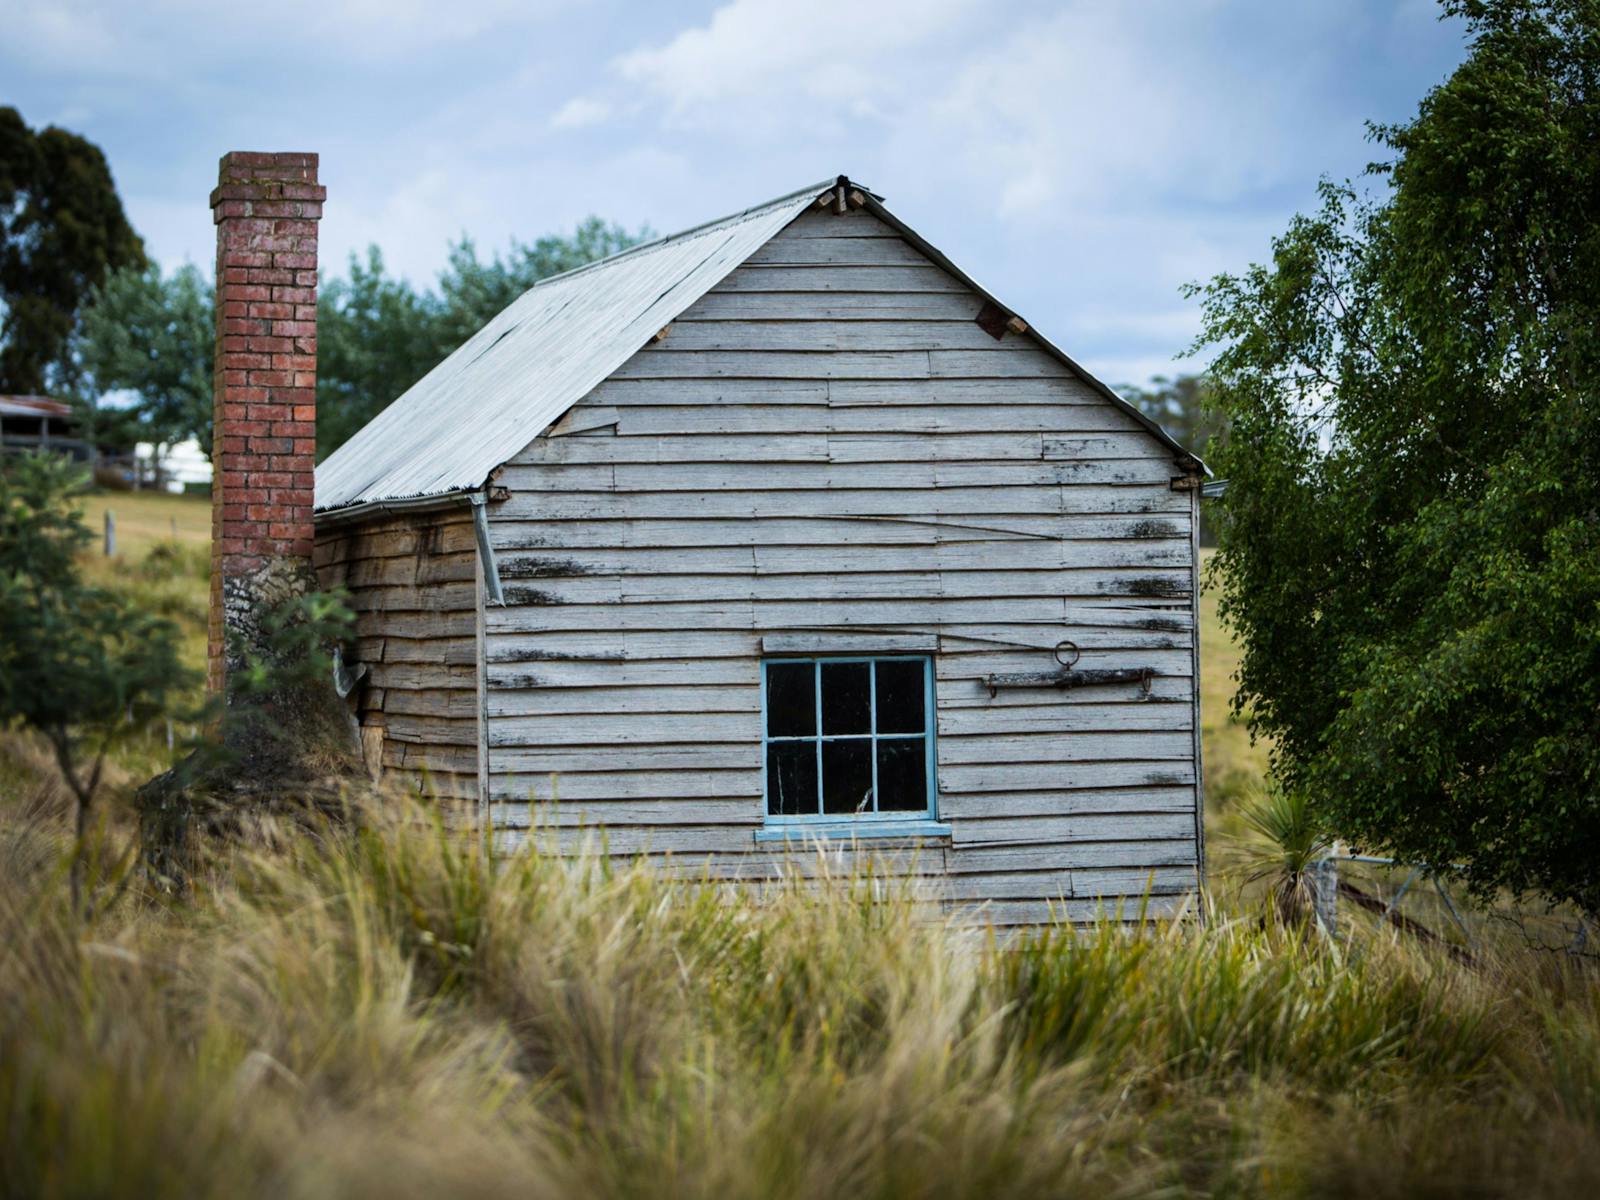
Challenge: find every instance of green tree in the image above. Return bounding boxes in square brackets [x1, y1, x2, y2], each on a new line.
[1193, 0, 1600, 914]
[316, 246, 444, 459]
[433, 216, 651, 349]
[75, 262, 214, 455]
[1118, 374, 1226, 464]
[0, 107, 145, 395]
[0, 454, 189, 912]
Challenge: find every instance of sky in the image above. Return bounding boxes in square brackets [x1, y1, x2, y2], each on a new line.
[3, 0, 1470, 389]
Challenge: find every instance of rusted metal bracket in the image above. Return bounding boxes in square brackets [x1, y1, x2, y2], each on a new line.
[984, 667, 1155, 700]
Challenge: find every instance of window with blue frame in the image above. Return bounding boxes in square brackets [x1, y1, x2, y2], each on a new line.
[762, 656, 936, 821]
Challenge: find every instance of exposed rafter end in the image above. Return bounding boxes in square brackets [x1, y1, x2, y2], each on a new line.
[1005, 315, 1028, 336]
[651, 324, 673, 343]
[1170, 473, 1203, 492]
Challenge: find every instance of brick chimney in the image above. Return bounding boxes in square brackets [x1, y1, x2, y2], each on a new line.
[207, 152, 324, 696]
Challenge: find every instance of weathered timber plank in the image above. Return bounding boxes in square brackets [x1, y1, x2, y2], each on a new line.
[936, 703, 1193, 737]
[950, 812, 1195, 846]
[934, 729, 1194, 764]
[490, 568, 1190, 607]
[335, 551, 477, 589]
[369, 662, 479, 691]
[496, 824, 763, 856]
[487, 685, 759, 718]
[487, 596, 1071, 632]
[486, 656, 759, 689]
[493, 486, 1067, 520]
[519, 433, 832, 465]
[938, 675, 1193, 706]
[680, 291, 982, 321]
[946, 839, 1198, 874]
[944, 865, 1195, 901]
[485, 629, 752, 662]
[929, 349, 1072, 379]
[611, 402, 1147, 436]
[487, 711, 761, 748]
[947, 894, 1187, 927]
[490, 744, 757, 773]
[714, 265, 968, 292]
[610, 350, 935, 381]
[936, 780, 1197, 811]
[743, 237, 930, 266]
[497, 459, 1182, 490]
[382, 689, 480, 720]
[933, 647, 1194, 682]
[657, 319, 1021, 352]
[384, 714, 480, 746]
[487, 514, 1190, 551]
[487, 772, 759, 803]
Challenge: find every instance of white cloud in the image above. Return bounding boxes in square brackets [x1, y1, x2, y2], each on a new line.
[614, 0, 980, 118]
[549, 97, 611, 130]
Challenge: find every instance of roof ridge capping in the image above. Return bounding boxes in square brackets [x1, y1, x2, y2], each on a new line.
[314, 173, 1202, 518]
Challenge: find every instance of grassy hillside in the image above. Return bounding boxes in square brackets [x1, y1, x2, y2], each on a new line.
[4, 502, 1597, 1198]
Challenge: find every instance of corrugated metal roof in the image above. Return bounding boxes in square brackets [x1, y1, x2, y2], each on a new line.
[314, 175, 1202, 517]
[314, 180, 833, 514]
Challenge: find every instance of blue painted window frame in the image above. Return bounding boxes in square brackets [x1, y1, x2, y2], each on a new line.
[757, 655, 949, 842]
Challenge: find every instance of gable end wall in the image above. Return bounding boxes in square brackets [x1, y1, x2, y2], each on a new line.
[480, 205, 1201, 925]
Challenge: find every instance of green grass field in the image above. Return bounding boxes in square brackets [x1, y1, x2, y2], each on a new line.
[3, 502, 1597, 1198]
[78, 489, 211, 556]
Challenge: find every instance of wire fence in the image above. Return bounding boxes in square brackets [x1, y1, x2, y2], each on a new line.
[1311, 852, 1595, 963]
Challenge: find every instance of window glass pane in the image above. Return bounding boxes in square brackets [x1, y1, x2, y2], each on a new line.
[821, 739, 873, 814]
[876, 739, 927, 812]
[820, 662, 871, 734]
[874, 660, 925, 734]
[767, 742, 819, 816]
[766, 662, 816, 737]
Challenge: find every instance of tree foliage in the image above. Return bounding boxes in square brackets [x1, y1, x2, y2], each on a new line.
[0, 454, 189, 910]
[0, 107, 145, 396]
[1118, 374, 1227, 464]
[1194, 0, 1600, 914]
[75, 262, 214, 453]
[316, 218, 648, 458]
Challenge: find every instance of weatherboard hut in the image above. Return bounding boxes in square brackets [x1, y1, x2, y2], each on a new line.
[211, 161, 1207, 929]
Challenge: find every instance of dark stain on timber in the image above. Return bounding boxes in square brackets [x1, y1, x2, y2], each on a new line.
[1137, 615, 1188, 632]
[1123, 575, 1189, 599]
[503, 586, 562, 605]
[1145, 771, 1190, 787]
[1129, 519, 1178, 539]
[498, 557, 594, 579]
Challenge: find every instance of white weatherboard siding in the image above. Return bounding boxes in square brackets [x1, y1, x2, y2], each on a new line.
[482, 205, 1202, 927]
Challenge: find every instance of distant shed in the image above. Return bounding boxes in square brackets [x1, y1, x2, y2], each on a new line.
[311, 176, 1207, 928]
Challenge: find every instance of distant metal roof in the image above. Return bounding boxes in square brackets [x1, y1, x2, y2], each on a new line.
[314, 175, 1202, 517]
[0, 395, 72, 418]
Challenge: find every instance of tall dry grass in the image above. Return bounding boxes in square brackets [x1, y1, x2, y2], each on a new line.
[3, 793, 1597, 1200]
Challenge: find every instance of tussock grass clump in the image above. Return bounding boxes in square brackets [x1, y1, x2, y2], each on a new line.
[2, 795, 1597, 1199]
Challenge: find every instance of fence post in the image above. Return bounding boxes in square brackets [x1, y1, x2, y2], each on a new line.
[1312, 857, 1339, 938]
[103, 510, 115, 557]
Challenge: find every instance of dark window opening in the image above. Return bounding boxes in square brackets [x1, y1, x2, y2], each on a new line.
[762, 656, 934, 820]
